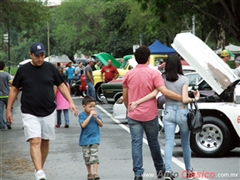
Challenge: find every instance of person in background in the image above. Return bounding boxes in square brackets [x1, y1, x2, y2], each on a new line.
[56, 62, 62, 71]
[122, 46, 183, 180]
[0, 61, 12, 130]
[220, 49, 234, 63]
[85, 59, 96, 100]
[234, 56, 240, 68]
[78, 96, 103, 180]
[94, 60, 101, 70]
[74, 62, 85, 80]
[55, 68, 70, 128]
[65, 61, 75, 86]
[100, 60, 119, 83]
[129, 54, 200, 180]
[6, 42, 78, 180]
[233, 56, 240, 76]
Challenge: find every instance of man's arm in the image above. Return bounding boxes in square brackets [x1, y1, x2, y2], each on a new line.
[157, 86, 182, 101]
[114, 72, 119, 80]
[86, 70, 94, 84]
[113, 68, 119, 80]
[6, 86, 19, 123]
[128, 89, 158, 111]
[122, 87, 128, 109]
[129, 86, 182, 111]
[58, 83, 78, 116]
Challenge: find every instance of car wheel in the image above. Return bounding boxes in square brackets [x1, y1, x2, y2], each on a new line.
[190, 116, 232, 157]
[95, 83, 103, 102]
[81, 90, 87, 97]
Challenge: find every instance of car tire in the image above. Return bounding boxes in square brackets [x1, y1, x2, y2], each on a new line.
[190, 116, 232, 157]
[81, 90, 87, 97]
[95, 83, 103, 102]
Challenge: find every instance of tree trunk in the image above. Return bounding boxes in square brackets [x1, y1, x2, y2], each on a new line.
[216, 24, 225, 50]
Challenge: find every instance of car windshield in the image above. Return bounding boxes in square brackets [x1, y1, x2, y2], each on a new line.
[185, 72, 202, 86]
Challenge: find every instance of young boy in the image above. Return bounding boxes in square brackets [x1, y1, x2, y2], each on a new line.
[78, 96, 103, 180]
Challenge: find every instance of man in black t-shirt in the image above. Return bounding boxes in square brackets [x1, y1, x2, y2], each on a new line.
[6, 42, 78, 180]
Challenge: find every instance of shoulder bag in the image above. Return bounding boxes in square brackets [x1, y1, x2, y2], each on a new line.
[187, 101, 204, 134]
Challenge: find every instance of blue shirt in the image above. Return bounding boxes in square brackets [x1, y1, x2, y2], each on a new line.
[78, 112, 102, 146]
[65, 67, 75, 79]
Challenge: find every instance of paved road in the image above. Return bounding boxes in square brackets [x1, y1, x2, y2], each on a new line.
[0, 97, 240, 180]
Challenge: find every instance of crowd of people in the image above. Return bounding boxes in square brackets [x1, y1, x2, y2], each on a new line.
[1, 41, 240, 180]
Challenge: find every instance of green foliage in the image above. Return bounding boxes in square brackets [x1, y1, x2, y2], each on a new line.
[228, 61, 236, 69]
[1, 0, 50, 34]
[135, 0, 240, 43]
[1, 0, 240, 63]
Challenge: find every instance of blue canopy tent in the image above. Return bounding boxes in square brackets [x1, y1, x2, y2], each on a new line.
[149, 39, 176, 54]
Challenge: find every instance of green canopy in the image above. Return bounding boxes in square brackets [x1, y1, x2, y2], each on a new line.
[93, 52, 121, 68]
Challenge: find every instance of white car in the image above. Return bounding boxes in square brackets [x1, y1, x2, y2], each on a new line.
[172, 33, 240, 157]
[113, 33, 240, 157]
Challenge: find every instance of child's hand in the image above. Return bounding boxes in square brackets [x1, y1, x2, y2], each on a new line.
[90, 110, 98, 118]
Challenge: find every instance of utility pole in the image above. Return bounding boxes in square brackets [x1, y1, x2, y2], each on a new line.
[3, 23, 10, 73]
[139, 33, 143, 46]
[192, 15, 195, 35]
[47, 22, 50, 62]
[7, 24, 10, 73]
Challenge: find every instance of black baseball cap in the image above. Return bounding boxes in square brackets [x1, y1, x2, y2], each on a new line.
[30, 42, 46, 56]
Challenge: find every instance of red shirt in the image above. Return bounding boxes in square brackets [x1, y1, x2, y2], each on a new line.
[122, 64, 164, 121]
[101, 65, 119, 82]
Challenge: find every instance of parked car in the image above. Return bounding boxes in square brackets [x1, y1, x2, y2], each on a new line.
[96, 54, 168, 102]
[111, 33, 240, 157]
[92, 52, 129, 102]
[102, 60, 195, 104]
[172, 32, 240, 157]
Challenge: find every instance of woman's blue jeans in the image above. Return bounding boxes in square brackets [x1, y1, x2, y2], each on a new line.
[163, 104, 192, 172]
[57, 109, 69, 126]
[128, 116, 164, 176]
[86, 82, 96, 100]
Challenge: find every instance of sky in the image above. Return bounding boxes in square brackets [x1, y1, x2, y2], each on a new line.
[46, 0, 62, 5]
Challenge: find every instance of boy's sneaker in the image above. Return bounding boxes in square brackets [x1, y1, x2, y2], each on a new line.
[93, 174, 100, 180]
[87, 173, 94, 180]
[164, 172, 175, 180]
[55, 124, 60, 128]
[35, 170, 46, 180]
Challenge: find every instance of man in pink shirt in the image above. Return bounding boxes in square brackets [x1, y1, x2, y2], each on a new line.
[122, 46, 181, 180]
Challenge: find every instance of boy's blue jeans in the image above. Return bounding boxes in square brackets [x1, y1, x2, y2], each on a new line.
[128, 116, 164, 176]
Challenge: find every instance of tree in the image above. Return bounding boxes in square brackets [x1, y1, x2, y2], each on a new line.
[136, 0, 240, 45]
[0, 0, 50, 33]
[51, 0, 108, 58]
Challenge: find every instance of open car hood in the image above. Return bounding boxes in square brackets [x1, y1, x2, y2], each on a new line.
[172, 33, 240, 96]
